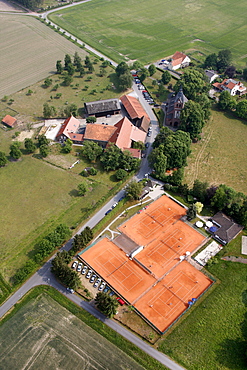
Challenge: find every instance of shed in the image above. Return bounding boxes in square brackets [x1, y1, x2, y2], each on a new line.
[84, 99, 121, 117]
[2, 115, 17, 128]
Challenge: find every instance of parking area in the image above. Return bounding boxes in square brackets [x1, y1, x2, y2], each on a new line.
[70, 260, 123, 301]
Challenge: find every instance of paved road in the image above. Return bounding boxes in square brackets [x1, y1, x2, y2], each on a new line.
[0, 6, 186, 370]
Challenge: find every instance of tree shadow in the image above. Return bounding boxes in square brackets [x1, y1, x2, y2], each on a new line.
[215, 338, 247, 369]
[69, 189, 79, 197]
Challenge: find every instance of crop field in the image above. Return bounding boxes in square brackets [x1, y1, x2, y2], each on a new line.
[0, 294, 144, 370]
[0, 14, 87, 99]
[159, 260, 247, 370]
[50, 0, 247, 64]
[184, 107, 247, 194]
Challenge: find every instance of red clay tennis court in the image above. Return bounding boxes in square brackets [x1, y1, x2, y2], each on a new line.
[80, 195, 213, 333]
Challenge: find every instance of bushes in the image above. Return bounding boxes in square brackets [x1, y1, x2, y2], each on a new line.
[13, 224, 72, 284]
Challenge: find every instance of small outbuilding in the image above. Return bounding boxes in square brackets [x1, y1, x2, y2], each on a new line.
[2, 115, 17, 128]
[209, 212, 244, 245]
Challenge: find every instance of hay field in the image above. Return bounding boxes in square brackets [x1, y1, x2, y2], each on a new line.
[0, 14, 87, 98]
[50, 0, 247, 64]
[184, 108, 247, 194]
[0, 294, 144, 370]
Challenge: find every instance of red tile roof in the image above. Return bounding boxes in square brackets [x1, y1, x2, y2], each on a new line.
[123, 147, 141, 159]
[84, 123, 117, 142]
[171, 51, 187, 67]
[110, 117, 133, 149]
[67, 133, 84, 142]
[120, 95, 149, 120]
[56, 115, 80, 140]
[2, 115, 17, 128]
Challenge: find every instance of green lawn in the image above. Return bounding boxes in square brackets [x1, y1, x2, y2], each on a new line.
[0, 61, 119, 122]
[0, 14, 88, 99]
[159, 260, 247, 369]
[50, 0, 247, 65]
[184, 107, 247, 194]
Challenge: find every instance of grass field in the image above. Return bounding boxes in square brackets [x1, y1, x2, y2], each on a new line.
[0, 14, 87, 99]
[0, 294, 145, 370]
[159, 260, 247, 370]
[50, 0, 247, 65]
[184, 107, 247, 194]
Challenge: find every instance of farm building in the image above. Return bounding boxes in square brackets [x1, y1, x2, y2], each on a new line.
[84, 99, 121, 117]
[213, 79, 246, 96]
[84, 117, 146, 155]
[2, 115, 17, 128]
[168, 51, 191, 70]
[165, 87, 188, 127]
[120, 95, 150, 132]
[209, 212, 244, 245]
[56, 115, 83, 144]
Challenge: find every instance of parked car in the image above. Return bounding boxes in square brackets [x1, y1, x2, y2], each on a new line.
[94, 278, 101, 288]
[77, 262, 82, 272]
[116, 297, 125, 305]
[81, 265, 87, 275]
[145, 142, 149, 148]
[118, 196, 125, 202]
[148, 126, 152, 132]
[147, 131, 151, 137]
[86, 269, 92, 279]
[103, 286, 110, 293]
[90, 274, 97, 283]
[99, 281, 106, 291]
[71, 261, 78, 269]
[109, 291, 116, 297]
[66, 287, 75, 294]
[105, 209, 112, 216]
[112, 202, 118, 209]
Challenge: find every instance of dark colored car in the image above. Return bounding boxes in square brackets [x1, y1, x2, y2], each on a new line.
[105, 209, 112, 216]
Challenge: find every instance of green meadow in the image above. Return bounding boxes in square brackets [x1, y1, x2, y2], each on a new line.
[50, 0, 247, 64]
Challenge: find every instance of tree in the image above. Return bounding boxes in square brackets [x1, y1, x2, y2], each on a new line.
[78, 182, 88, 196]
[51, 252, 80, 290]
[63, 74, 73, 86]
[243, 68, 247, 81]
[81, 141, 102, 162]
[148, 144, 167, 178]
[79, 66, 85, 77]
[64, 54, 72, 70]
[84, 55, 91, 68]
[9, 142, 22, 160]
[119, 150, 140, 172]
[86, 116, 96, 123]
[67, 63, 75, 76]
[194, 93, 211, 121]
[72, 226, 93, 253]
[95, 292, 119, 318]
[192, 179, 209, 202]
[38, 134, 49, 147]
[125, 180, 143, 200]
[118, 72, 133, 91]
[161, 70, 171, 85]
[24, 138, 36, 153]
[194, 202, 203, 214]
[100, 144, 122, 171]
[139, 68, 149, 82]
[158, 83, 165, 95]
[148, 64, 156, 76]
[62, 139, 73, 153]
[64, 103, 78, 117]
[43, 103, 56, 118]
[180, 100, 205, 141]
[217, 49, 232, 72]
[115, 168, 127, 180]
[218, 90, 236, 111]
[44, 77, 52, 88]
[236, 100, 247, 120]
[204, 53, 218, 70]
[186, 204, 197, 220]
[225, 65, 236, 78]
[132, 60, 143, 71]
[39, 144, 49, 157]
[116, 62, 129, 77]
[56, 60, 62, 74]
[174, 69, 210, 100]
[88, 62, 94, 73]
[73, 51, 81, 69]
[0, 151, 7, 167]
